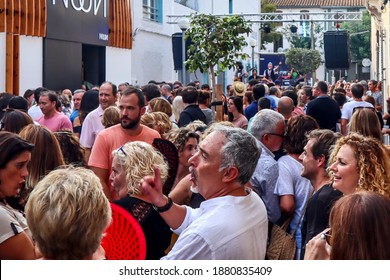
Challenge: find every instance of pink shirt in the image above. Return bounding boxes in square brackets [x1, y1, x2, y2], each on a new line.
[232, 114, 248, 130]
[36, 111, 73, 132]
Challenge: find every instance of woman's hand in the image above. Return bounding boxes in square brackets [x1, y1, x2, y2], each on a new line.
[304, 228, 331, 260]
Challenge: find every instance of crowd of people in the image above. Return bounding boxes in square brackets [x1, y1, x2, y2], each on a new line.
[0, 74, 389, 260]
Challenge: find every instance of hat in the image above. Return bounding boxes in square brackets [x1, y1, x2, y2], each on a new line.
[233, 81, 246, 97]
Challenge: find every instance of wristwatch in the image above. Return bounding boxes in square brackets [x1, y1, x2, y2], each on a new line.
[152, 197, 173, 213]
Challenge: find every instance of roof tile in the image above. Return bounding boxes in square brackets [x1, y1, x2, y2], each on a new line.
[268, 0, 365, 8]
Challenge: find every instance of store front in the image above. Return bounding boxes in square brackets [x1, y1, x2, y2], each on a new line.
[44, 0, 109, 90]
[0, 0, 132, 95]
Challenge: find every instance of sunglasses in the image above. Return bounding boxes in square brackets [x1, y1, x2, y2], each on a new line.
[352, 106, 376, 114]
[117, 145, 127, 156]
[266, 132, 286, 138]
[321, 229, 332, 247]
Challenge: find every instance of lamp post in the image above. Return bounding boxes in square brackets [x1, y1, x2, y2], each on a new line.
[178, 18, 190, 85]
[249, 38, 257, 73]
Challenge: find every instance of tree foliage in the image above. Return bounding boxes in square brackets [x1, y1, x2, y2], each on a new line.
[185, 14, 252, 91]
[285, 48, 321, 78]
[341, 11, 371, 61]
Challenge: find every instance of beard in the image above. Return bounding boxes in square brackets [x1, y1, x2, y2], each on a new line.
[121, 116, 141, 129]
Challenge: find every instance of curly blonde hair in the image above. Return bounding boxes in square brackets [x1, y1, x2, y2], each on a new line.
[112, 141, 168, 195]
[328, 133, 390, 197]
[141, 112, 173, 136]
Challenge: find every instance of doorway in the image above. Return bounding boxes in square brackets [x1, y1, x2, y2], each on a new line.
[82, 44, 106, 88]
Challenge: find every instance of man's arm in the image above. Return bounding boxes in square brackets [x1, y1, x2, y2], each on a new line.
[84, 148, 91, 165]
[279, 195, 295, 217]
[141, 168, 187, 230]
[341, 118, 348, 135]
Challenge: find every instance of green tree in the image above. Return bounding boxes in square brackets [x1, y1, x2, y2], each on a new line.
[185, 14, 252, 100]
[285, 48, 321, 81]
[341, 11, 371, 61]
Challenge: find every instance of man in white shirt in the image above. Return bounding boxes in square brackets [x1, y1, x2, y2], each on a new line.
[341, 83, 374, 135]
[80, 81, 118, 160]
[28, 87, 47, 120]
[141, 126, 268, 259]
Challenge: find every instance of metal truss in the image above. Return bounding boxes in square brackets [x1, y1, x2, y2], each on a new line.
[167, 12, 363, 24]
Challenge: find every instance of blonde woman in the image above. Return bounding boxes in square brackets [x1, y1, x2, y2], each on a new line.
[329, 132, 390, 198]
[141, 111, 173, 137]
[110, 141, 172, 259]
[25, 167, 111, 259]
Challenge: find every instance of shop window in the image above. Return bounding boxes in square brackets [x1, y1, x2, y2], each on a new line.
[143, 0, 163, 23]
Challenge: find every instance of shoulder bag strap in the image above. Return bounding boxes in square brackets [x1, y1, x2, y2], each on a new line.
[291, 190, 313, 236]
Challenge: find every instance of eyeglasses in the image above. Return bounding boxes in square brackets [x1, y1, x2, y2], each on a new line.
[117, 145, 127, 156]
[352, 106, 376, 114]
[321, 229, 332, 247]
[267, 132, 285, 138]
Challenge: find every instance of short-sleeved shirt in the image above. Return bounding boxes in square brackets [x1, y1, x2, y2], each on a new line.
[36, 111, 73, 132]
[274, 155, 313, 259]
[341, 100, 374, 122]
[201, 108, 214, 125]
[367, 90, 383, 106]
[80, 106, 104, 148]
[28, 105, 43, 120]
[88, 124, 160, 186]
[0, 202, 30, 244]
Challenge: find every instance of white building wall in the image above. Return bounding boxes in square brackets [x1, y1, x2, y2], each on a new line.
[0, 33, 5, 92]
[105, 47, 132, 86]
[130, 0, 260, 86]
[0, 0, 268, 92]
[19, 36, 43, 94]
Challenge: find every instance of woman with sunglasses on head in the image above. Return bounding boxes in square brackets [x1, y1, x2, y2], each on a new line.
[305, 191, 390, 260]
[348, 107, 383, 141]
[110, 141, 172, 260]
[0, 132, 37, 259]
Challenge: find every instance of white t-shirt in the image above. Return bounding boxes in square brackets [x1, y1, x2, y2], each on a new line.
[341, 100, 374, 122]
[274, 155, 313, 259]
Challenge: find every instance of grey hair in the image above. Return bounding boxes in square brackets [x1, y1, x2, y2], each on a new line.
[213, 125, 261, 185]
[250, 109, 285, 140]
